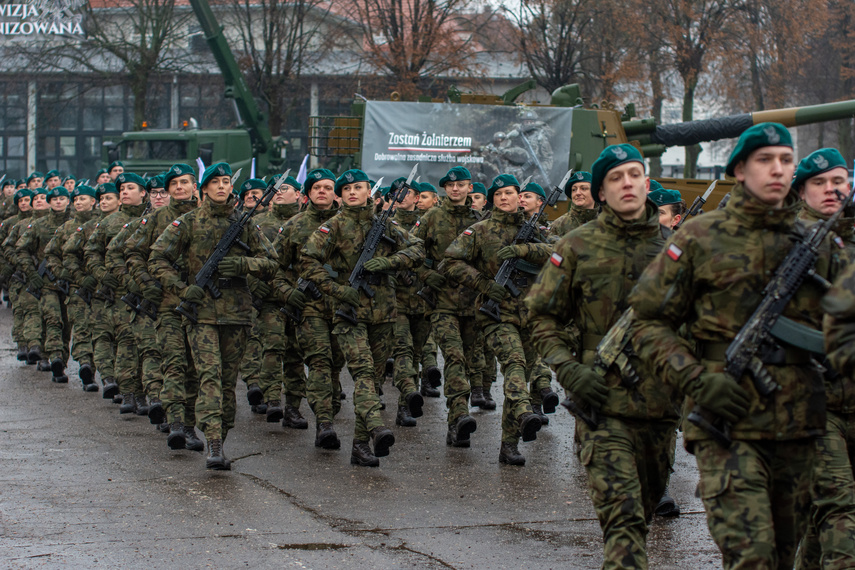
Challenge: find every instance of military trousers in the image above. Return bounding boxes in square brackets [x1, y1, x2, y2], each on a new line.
[393, 312, 430, 405]
[578, 415, 677, 569]
[484, 321, 535, 443]
[695, 438, 815, 570]
[422, 332, 438, 370]
[111, 303, 142, 397]
[529, 359, 553, 406]
[186, 323, 248, 441]
[134, 312, 162, 399]
[240, 309, 262, 388]
[298, 316, 343, 425]
[9, 280, 25, 345]
[333, 321, 393, 442]
[90, 298, 116, 381]
[430, 312, 483, 425]
[19, 283, 42, 350]
[39, 288, 69, 362]
[66, 292, 93, 366]
[256, 305, 306, 408]
[795, 411, 855, 570]
[157, 311, 198, 426]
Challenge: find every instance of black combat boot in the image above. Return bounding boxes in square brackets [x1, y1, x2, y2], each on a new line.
[655, 487, 680, 517]
[50, 357, 65, 377]
[119, 393, 136, 414]
[158, 422, 170, 434]
[482, 385, 497, 410]
[166, 422, 186, 450]
[315, 422, 341, 450]
[205, 439, 229, 470]
[265, 400, 284, 423]
[135, 395, 149, 416]
[26, 345, 40, 365]
[424, 365, 442, 388]
[470, 386, 487, 408]
[79, 362, 97, 391]
[184, 426, 204, 452]
[531, 403, 549, 426]
[251, 403, 267, 414]
[370, 426, 395, 458]
[350, 440, 379, 467]
[395, 405, 417, 427]
[282, 405, 308, 429]
[147, 398, 165, 424]
[539, 387, 560, 414]
[246, 384, 263, 406]
[51, 374, 68, 384]
[499, 442, 526, 466]
[102, 377, 119, 399]
[420, 377, 440, 398]
[405, 391, 424, 418]
[37, 358, 50, 371]
[112, 394, 123, 404]
[446, 414, 477, 448]
[16, 343, 27, 361]
[384, 357, 394, 380]
[518, 412, 542, 442]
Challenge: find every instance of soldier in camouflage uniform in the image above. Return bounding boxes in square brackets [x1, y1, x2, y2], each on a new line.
[526, 145, 678, 566]
[85, 175, 150, 413]
[301, 168, 425, 467]
[44, 184, 98, 390]
[630, 124, 850, 569]
[63, 183, 120, 398]
[548, 171, 599, 239]
[150, 162, 280, 470]
[416, 182, 439, 212]
[125, 163, 202, 449]
[444, 173, 551, 465]
[790, 148, 855, 570]
[0, 178, 18, 226]
[273, 168, 343, 449]
[412, 166, 485, 445]
[0, 189, 33, 360]
[469, 182, 487, 213]
[7, 188, 50, 368]
[242, 175, 308, 427]
[17, 186, 73, 382]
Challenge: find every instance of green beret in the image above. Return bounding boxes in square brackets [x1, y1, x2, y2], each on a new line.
[200, 162, 233, 188]
[379, 186, 392, 199]
[1, 178, 14, 188]
[334, 169, 372, 196]
[14, 189, 33, 203]
[164, 163, 196, 189]
[34, 187, 49, 196]
[648, 179, 664, 193]
[45, 169, 61, 182]
[648, 188, 682, 206]
[27, 171, 44, 183]
[419, 182, 437, 194]
[47, 187, 70, 201]
[97, 168, 108, 177]
[564, 171, 592, 195]
[471, 182, 487, 196]
[96, 183, 118, 199]
[63, 175, 76, 184]
[487, 173, 521, 204]
[304, 168, 336, 194]
[793, 148, 848, 190]
[146, 174, 166, 191]
[522, 182, 546, 200]
[116, 172, 147, 190]
[108, 160, 124, 172]
[72, 185, 97, 199]
[439, 166, 471, 187]
[591, 144, 645, 203]
[725, 122, 792, 177]
[239, 178, 267, 198]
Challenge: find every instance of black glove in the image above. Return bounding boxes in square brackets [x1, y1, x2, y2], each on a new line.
[181, 284, 205, 304]
[557, 362, 609, 409]
[100, 273, 119, 290]
[286, 288, 308, 310]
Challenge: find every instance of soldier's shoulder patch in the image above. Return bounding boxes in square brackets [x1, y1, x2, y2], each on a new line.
[833, 236, 845, 249]
[95, 223, 100, 228]
[391, 220, 398, 226]
[414, 220, 420, 227]
[278, 226, 284, 234]
[172, 220, 180, 227]
[463, 228, 473, 236]
[122, 223, 128, 228]
[319, 225, 330, 234]
[26, 224, 31, 228]
[549, 252, 563, 267]
[141, 218, 147, 225]
[76, 227, 83, 232]
[666, 243, 683, 261]
[539, 225, 548, 231]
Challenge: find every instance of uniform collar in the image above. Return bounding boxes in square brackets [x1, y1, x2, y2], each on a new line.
[120, 202, 148, 218]
[74, 209, 96, 224]
[202, 195, 239, 218]
[597, 200, 661, 236]
[273, 202, 300, 219]
[490, 207, 526, 225]
[799, 202, 855, 240]
[341, 203, 376, 222]
[307, 200, 338, 221]
[725, 183, 800, 230]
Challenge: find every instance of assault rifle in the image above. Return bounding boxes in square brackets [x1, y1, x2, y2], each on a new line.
[687, 187, 855, 447]
[27, 259, 57, 300]
[175, 169, 288, 324]
[280, 277, 322, 322]
[478, 170, 572, 322]
[335, 168, 412, 326]
[674, 180, 717, 230]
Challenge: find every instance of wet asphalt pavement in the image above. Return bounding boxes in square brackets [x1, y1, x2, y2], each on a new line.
[0, 308, 722, 568]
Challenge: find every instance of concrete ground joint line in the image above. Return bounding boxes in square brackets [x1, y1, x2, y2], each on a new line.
[388, 543, 458, 569]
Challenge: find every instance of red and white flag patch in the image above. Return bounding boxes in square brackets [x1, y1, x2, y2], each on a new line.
[550, 252, 563, 267]
[666, 243, 683, 261]
[141, 218, 147, 225]
[414, 220, 420, 227]
[834, 236, 845, 249]
[172, 220, 181, 227]
[463, 229, 473, 236]
[319, 226, 330, 234]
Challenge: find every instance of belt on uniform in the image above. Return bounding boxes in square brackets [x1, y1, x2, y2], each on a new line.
[582, 334, 604, 351]
[701, 341, 812, 365]
[217, 277, 248, 289]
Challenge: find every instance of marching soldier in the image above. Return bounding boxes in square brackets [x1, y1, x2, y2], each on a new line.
[548, 171, 598, 238]
[649, 187, 686, 230]
[0, 189, 34, 360]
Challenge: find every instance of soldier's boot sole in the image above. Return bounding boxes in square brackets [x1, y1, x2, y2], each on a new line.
[246, 384, 264, 406]
[425, 366, 442, 388]
[370, 427, 395, 458]
[265, 402, 284, 423]
[167, 427, 186, 450]
[50, 358, 65, 377]
[405, 391, 424, 418]
[51, 374, 68, 384]
[79, 363, 95, 387]
[102, 380, 119, 400]
[447, 415, 477, 448]
[655, 494, 680, 518]
[519, 413, 542, 443]
[541, 390, 560, 414]
[147, 402, 165, 425]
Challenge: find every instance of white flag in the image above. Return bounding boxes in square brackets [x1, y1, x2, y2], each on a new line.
[250, 157, 256, 179]
[296, 154, 309, 184]
[196, 157, 205, 180]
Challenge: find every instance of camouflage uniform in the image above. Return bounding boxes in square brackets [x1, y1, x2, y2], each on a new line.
[796, 205, 855, 570]
[0, 210, 30, 348]
[548, 203, 599, 239]
[301, 203, 424, 443]
[85, 203, 149, 404]
[44, 208, 97, 372]
[273, 201, 344, 430]
[443, 208, 552, 445]
[125, 198, 199, 427]
[412, 197, 484, 425]
[630, 184, 849, 569]
[9, 210, 49, 357]
[149, 196, 278, 442]
[526, 200, 679, 567]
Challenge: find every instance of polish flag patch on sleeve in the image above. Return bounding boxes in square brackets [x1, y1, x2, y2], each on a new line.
[141, 218, 147, 225]
[463, 229, 473, 236]
[666, 243, 683, 261]
[319, 226, 330, 234]
[172, 220, 181, 227]
[76, 227, 83, 231]
[550, 252, 563, 267]
[834, 236, 845, 249]
[414, 220, 420, 227]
